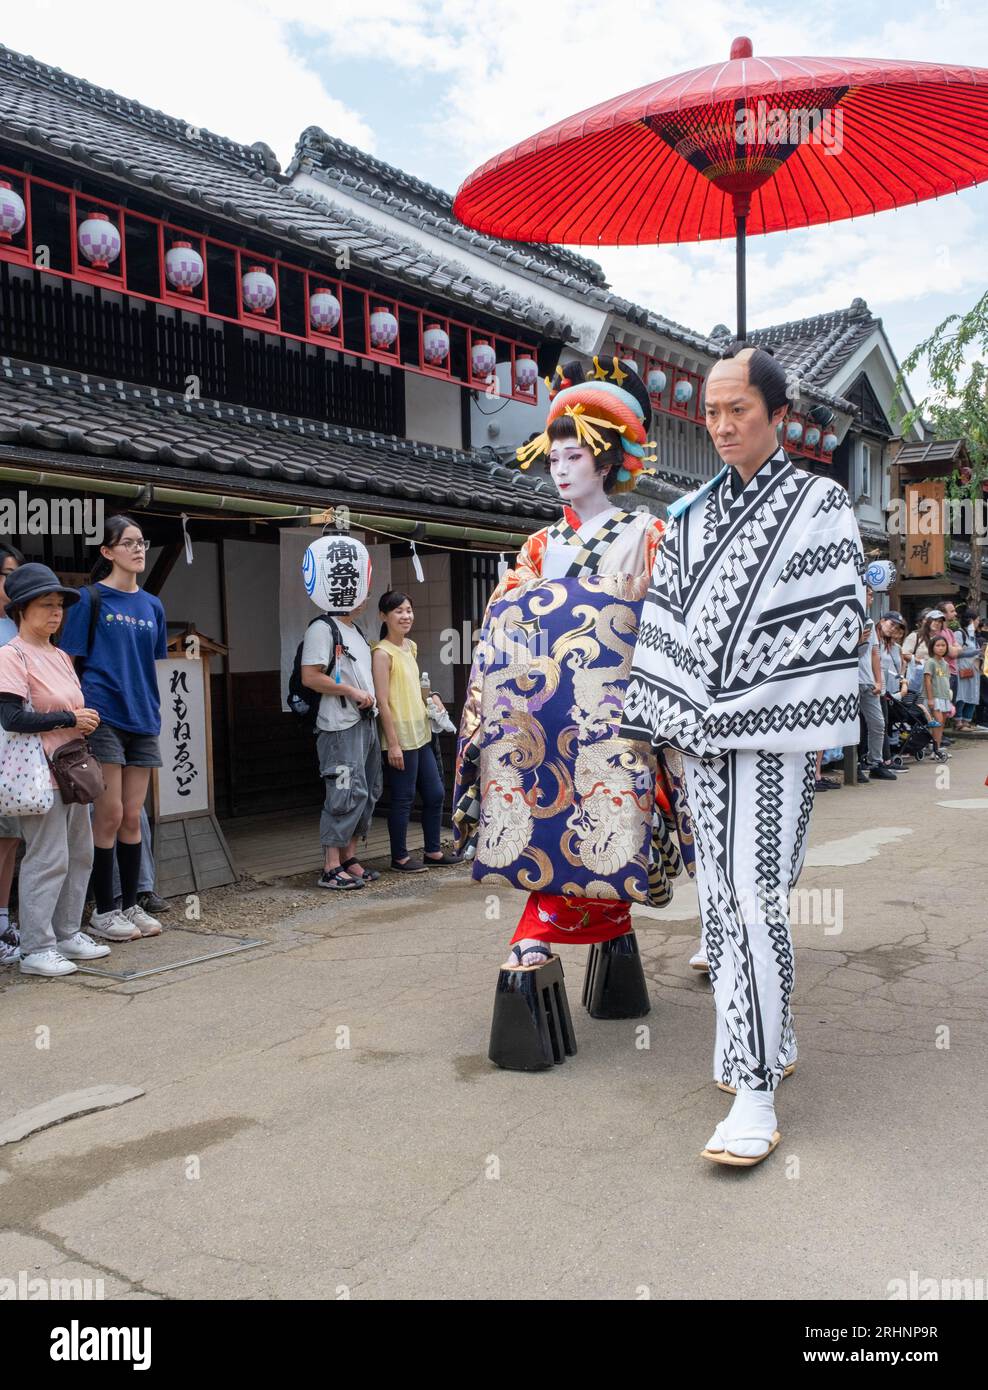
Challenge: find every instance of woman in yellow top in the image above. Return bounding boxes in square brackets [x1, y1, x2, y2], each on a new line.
[372, 591, 461, 873]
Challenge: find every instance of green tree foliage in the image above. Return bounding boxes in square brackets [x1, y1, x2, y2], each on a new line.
[898, 289, 988, 487]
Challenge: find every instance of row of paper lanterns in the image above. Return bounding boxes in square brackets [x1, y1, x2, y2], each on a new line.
[785, 418, 839, 453]
[1, 193, 536, 383]
[647, 367, 694, 406]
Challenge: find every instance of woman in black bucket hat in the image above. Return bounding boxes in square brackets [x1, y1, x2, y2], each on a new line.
[0, 564, 109, 978]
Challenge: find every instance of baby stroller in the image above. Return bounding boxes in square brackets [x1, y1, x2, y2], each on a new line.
[885, 692, 935, 763]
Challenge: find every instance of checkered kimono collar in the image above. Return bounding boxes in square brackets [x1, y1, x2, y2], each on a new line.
[546, 506, 635, 578]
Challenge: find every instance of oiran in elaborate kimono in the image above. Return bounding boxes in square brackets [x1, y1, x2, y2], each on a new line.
[452, 356, 695, 1070]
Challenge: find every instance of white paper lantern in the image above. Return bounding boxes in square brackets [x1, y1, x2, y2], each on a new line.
[78, 211, 121, 270]
[242, 264, 277, 313]
[422, 322, 450, 365]
[865, 560, 896, 593]
[303, 534, 372, 614]
[514, 353, 538, 391]
[647, 368, 667, 395]
[785, 421, 804, 445]
[673, 379, 693, 405]
[822, 431, 838, 453]
[0, 180, 26, 242]
[164, 240, 204, 293]
[804, 426, 821, 449]
[370, 305, 398, 349]
[309, 285, 341, 333]
[471, 339, 496, 379]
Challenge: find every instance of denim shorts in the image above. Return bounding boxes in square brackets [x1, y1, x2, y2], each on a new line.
[88, 722, 162, 767]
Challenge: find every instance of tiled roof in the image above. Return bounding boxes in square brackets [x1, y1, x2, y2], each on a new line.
[0, 358, 562, 529]
[896, 439, 970, 468]
[948, 539, 988, 579]
[289, 128, 609, 287]
[0, 45, 572, 340]
[289, 128, 724, 357]
[748, 298, 878, 392]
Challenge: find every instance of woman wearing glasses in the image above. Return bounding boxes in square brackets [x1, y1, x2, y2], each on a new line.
[60, 515, 168, 941]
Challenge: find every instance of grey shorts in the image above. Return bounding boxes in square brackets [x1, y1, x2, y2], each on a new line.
[0, 814, 22, 839]
[317, 719, 383, 849]
[88, 722, 162, 768]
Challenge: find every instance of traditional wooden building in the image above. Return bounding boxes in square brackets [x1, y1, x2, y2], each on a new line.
[749, 298, 925, 558]
[0, 44, 582, 852]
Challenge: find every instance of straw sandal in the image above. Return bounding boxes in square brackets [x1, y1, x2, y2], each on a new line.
[702, 1124, 781, 1167]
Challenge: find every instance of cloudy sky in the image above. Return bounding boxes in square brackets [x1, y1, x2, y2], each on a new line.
[10, 0, 988, 402]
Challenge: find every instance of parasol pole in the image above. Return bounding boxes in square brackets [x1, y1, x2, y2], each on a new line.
[733, 191, 750, 340]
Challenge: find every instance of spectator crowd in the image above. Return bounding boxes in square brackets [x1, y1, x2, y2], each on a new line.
[815, 592, 988, 791]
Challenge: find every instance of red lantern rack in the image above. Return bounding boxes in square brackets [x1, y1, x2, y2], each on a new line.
[0, 160, 539, 401]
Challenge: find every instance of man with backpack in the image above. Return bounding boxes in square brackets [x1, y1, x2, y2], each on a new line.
[293, 534, 382, 891]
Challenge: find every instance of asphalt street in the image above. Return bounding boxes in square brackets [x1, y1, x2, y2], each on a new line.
[1, 744, 986, 1300]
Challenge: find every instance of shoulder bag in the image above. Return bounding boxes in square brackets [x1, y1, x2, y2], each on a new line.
[48, 738, 105, 804]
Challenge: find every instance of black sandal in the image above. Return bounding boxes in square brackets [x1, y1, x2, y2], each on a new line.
[341, 857, 380, 882]
[318, 868, 365, 891]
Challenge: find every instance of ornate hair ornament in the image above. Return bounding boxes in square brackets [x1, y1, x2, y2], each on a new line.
[516, 356, 657, 491]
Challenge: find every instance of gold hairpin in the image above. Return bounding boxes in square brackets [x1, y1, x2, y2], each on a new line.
[591, 355, 609, 381]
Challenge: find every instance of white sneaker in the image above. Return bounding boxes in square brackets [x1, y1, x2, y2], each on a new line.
[58, 932, 112, 960]
[122, 904, 162, 937]
[20, 948, 77, 977]
[689, 951, 710, 973]
[89, 908, 142, 942]
[0, 940, 21, 968]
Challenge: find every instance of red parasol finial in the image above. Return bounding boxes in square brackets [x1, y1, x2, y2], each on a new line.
[730, 36, 753, 59]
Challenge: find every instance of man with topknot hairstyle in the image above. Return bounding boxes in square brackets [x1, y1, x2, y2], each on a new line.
[621, 344, 867, 1166]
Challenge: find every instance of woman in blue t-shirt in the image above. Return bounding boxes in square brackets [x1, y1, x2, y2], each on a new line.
[60, 515, 167, 942]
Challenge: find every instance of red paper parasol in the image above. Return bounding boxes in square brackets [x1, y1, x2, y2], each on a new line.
[453, 37, 988, 336]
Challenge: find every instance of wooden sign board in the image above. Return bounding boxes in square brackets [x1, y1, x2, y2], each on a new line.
[156, 658, 210, 817]
[903, 481, 946, 578]
[151, 635, 236, 896]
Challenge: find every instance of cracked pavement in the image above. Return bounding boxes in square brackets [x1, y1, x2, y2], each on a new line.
[1, 747, 986, 1300]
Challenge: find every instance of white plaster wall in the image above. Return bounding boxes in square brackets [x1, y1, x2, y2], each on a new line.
[389, 552, 454, 704]
[830, 339, 922, 441]
[152, 540, 224, 656]
[224, 539, 282, 673]
[470, 363, 550, 452]
[404, 371, 463, 450]
[289, 172, 606, 353]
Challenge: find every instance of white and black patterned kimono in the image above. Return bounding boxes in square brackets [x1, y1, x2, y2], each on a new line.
[620, 449, 866, 1091]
